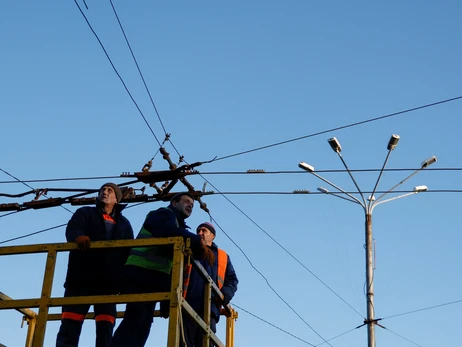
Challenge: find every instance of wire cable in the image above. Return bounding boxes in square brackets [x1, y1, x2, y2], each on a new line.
[314, 327, 360, 346]
[191, 167, 364, 320]
[213, 95, 462, 161]
[210, 218, 333, 346]
[2, 167, 462, 185]
[232, 303, 316, 346]
[381, 327, 424, 347]
[381, 299, 462, 320]
[72, 0, 162, 147]
[0, 168, 73, 214]
[0, 224, 66, 245]
[108, 0, 168, 136]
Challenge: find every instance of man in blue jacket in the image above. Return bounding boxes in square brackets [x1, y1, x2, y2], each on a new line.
[56, 183, 134, 347]
[182, 222, 238, 346]
[110, 192, 215, 347]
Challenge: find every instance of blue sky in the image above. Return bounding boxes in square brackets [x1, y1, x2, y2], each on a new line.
[1, 1, 461, 346]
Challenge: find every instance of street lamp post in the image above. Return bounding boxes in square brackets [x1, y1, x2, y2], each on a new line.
[298, 135, 437, 347]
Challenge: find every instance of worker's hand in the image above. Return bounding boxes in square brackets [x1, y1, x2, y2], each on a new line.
[75, 235, 91, 251]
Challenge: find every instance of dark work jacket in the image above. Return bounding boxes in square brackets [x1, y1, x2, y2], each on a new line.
[126, 204, 205, 273]
[185, 242, 238, 322]
[64, 203, 134, 292]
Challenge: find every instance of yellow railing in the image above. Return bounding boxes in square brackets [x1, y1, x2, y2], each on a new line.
[0, 238, 237, 347]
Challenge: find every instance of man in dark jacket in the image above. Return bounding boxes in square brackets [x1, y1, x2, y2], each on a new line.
[182, 222, 238, 346]
[110, 192, 215, 347]
[56, 183, 134, 347]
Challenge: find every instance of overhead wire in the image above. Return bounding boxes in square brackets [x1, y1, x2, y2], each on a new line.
[235, 301, 361, 347]
[212, 95, 462, 162]
[0, 224, 67, 245]
[205, 189, 366, 318]
[209, 218, 334, 346]
[381, 299, 462, 320]
[108, 0, 168, 135]
[0, 198, 150, 245]
[314, 327, 360, 346]
[2, 166, 462, 185]
[232, 303, 316, 346]
[380, 327, 424, 347]
[72, 0, 162, 147]
[0, 168, 73, 214]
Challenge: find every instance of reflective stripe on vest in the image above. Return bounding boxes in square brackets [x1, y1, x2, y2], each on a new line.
[182, 249, 227, 298]
[126, 207, 179, 274]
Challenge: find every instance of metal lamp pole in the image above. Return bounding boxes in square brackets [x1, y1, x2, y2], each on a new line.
[299, 134, 437, 347]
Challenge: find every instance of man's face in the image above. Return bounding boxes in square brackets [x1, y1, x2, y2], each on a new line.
[197, 226, 215, 246]
[173, 195, 194, 218]
[99, 186, 117, 208]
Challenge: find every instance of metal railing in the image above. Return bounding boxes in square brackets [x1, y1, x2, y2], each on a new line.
[0, 237, 237, 347]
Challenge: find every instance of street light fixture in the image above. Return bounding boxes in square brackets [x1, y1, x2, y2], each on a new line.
[328, 137, 342, 153]
[422, 156, 437, 168]
[298, 134, 436, 347]
[387, 134, 400, 151]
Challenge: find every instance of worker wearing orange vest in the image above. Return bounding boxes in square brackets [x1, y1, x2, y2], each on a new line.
[181, 222, 238, 346]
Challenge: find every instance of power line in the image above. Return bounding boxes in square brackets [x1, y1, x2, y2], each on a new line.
[72, 0, 162, 147]
[381, 299, 462, 320]
[212, 95, 462, 161]
[232, 303, 316, 346]
[0, 168, 73, 214]
[2, 167, 461, 185]
[234, 302, 361, 347]
[108, 0, 168, 136]
[314, 327, 360, 346]
[210, 218, 333, 346]
[381, 327, 424, 347]
[0, 224, 66, 245]
[205, 188, 365, 319]
[0, 176, 121, 184]
[0, 201, 149, 244]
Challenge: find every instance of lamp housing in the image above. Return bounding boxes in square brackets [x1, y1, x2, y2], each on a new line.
[299, 162, 315, 172]
[387, 134, 400, 151]
[327, 137, 342, 153]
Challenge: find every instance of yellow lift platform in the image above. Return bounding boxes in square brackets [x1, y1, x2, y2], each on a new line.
[0, 237, 238, 347]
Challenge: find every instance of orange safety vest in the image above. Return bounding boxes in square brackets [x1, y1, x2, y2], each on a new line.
[183, 248, 227, 298]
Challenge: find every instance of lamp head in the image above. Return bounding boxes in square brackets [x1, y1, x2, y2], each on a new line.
[299, 162, 315, 172]
[327, 137, 342, 153]
[387, 134, 400, 151]
[421, 156, 437, 168]
[317, 187, 329, 193]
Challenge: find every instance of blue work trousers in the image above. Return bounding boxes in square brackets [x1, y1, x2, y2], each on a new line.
[56, 287, 116, 347]
[109, 266, 171, 347]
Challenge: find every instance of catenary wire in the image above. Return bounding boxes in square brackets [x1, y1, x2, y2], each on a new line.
[314, 327, 360, 347]
[2, 167, 462, 185]
[108, 0, 168, 135]
[72, 0, 162, 147]
[212, 95, 462, 162]
[206, 189, 365, 318]
[381, 327, 424, 347]
[0, 168, 73, 214]
[0, 224, 66, 245]
[232, 303, 316, 346]
[381, 299, 462, 320]
[173, 160, 365, 319]
[0, 200, 150, 244]
[210, 218, 334, 347]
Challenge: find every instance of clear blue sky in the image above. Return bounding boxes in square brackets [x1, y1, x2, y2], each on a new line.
[1, 1, 461, 346]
